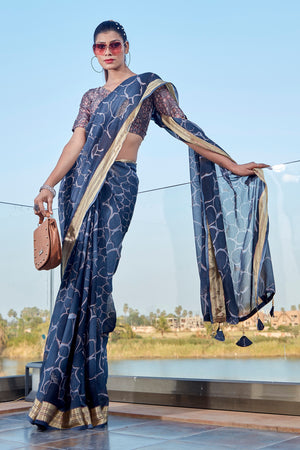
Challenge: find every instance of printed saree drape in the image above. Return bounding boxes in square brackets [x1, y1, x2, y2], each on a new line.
[28, 72, 275, 429]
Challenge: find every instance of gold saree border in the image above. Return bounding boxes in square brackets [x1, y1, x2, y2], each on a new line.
[28, 398, 108, 429]
[161, 115, 235, 161]
[62, 78, 167, 273]
[252, 169, 269, 305]
[207, 225, 226, 323]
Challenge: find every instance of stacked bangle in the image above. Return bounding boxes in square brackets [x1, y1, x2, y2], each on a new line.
[39, 184, 56, 197]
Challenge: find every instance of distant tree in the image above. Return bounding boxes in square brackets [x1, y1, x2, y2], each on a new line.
[280, 307, 286, 313]
[175, 305, 183, 330]
[21, 307, 43, 328]
[8, 309, 17, 320]
[291, 305, 297, 311]
[156, 308, 161, 316]
[149, 311, 156, 326]
[123, 303, 129, 317]
[0, 314, 8, 348]
[298, 304, 300, 311]
[127, 308, 140, 326]
[155, 316, 170, 337]
[182, 309, 187, 318]
[188, 311, 193, 318]
[175, 305, 182, 317]
[110, 323, 136, 341]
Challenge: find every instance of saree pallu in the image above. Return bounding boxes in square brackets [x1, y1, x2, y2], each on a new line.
[152, 113, 275, 324]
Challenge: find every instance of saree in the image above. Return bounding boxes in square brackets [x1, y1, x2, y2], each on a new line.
[28, 73, 275, 429]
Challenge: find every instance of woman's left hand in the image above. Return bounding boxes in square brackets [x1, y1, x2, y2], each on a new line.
[229, 162, 270, 176]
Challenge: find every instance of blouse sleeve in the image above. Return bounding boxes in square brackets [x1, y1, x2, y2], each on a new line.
[72, 90, 92, 131]
[152, 85, 186, 119]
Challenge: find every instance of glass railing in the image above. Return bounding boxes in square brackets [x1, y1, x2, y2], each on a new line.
[0, 163, 300, 382]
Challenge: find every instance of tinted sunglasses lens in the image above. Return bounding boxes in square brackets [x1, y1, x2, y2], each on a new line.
[93, 44, 106, 54]
[93, 42, 122, 55]
[110, 42, 122, 53]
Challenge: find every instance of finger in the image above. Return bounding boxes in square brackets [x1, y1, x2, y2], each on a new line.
[38, 201, 46, 216]
[256, 163, 270, 168]
[48, 196, 53, 215]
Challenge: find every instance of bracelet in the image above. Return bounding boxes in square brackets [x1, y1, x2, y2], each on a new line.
[39, 184, 56, 197]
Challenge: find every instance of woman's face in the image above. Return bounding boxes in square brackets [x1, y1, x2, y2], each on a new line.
[93, 31, 128, 71]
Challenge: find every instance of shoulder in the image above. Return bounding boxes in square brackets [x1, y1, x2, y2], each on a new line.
[80, 86, 102, 99]
[138, 72, 163, 83]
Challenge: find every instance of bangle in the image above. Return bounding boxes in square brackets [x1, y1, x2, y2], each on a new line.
[39, 184, 56, 197]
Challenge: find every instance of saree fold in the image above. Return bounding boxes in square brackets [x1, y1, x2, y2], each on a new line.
[29, 72, 275, 429]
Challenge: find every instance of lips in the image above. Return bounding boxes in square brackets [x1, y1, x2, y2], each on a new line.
[104, 59, 114, 63]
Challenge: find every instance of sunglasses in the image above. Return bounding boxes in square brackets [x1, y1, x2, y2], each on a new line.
[93, 41, 123, 55]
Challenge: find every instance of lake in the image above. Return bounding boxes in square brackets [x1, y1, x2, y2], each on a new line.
[1, 357, 300, 383]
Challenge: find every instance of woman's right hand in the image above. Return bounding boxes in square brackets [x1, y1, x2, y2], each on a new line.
[34, 189, 54, 224]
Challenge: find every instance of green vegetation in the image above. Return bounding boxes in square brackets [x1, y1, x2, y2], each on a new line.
[0, 308, 50, 359]
[0, 304, 300, 361]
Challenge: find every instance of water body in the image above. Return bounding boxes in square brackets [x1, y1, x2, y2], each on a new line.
[1, 357, 300, 383]
[108, 358, 300, 383]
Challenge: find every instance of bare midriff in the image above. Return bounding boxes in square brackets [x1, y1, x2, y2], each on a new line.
[115, 132, 143, 163]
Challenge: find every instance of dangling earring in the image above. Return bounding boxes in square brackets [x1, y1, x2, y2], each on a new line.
[126, 51, 131, 67]
[91, 56, 103, 73]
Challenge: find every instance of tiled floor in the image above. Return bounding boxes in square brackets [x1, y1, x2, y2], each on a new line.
[0, 411, 299, 450]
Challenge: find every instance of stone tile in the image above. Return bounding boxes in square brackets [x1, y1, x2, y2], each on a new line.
[260, 436, 300, 449]
[136, 439, 231, 449]
[41, 431, 165, 450]
[0, 438, 26, 450]
[180, 427, 299, 449]
[107, 415, 153, 430]
[0, 426, 85, 446]
[113, 419, 219, 440]
[0, 418, 31, 431]
[2, 413, 28, 422]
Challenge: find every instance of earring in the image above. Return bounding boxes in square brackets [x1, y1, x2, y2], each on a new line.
[91, 56, 103, 73]
[126, 51, 131, 67]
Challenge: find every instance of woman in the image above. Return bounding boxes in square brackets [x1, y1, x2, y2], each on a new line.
[29, 20, 275, 429]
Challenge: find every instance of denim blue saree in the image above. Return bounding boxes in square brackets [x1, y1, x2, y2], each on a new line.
[28, 73, 275, 429]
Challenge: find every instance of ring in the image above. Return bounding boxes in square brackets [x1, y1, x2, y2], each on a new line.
[34, 204, 40, 212]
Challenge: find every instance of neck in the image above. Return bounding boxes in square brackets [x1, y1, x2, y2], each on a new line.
[105, 66, 136, 88]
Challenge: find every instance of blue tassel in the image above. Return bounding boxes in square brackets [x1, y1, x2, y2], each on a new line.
[270, 305, 274, 317]
[257, 318, 264, 331]
[236, 335, 253, 347]
[214, 326, 225, 342]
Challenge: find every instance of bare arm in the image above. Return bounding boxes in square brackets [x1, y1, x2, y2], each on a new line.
[188, 142, 269, 176]
[34, 127, 86, 222]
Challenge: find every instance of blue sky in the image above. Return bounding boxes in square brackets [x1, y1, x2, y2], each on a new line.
[0, 0, 299, 317]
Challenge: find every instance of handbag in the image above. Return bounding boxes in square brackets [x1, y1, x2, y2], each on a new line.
[33, 217, 62, 270]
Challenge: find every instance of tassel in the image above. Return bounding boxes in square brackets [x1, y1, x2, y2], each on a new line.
[257, 318, 264, 331]
[270, 299, 275, 317]
[236, 335, 253, 347]
[214, 325, 225, 342]
[236, 324, 252, 347]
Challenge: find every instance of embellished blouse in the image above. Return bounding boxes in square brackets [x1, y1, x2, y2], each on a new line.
[72, 85, 186, 139]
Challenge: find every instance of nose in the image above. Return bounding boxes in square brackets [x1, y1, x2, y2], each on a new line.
[104, 44, 112, 56]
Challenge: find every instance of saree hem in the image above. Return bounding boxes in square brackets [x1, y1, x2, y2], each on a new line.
[28, 399, 108, 430]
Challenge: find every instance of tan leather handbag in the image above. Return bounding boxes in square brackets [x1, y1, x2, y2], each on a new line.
[33, 217, 62, 270]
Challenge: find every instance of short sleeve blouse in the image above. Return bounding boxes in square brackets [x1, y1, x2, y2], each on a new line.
[72, 85, 186, 139]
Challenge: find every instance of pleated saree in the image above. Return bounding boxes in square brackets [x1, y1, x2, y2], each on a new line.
[28, 73, 275, 429]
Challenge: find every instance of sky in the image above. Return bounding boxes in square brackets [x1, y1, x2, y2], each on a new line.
[0, 0, 300, 317]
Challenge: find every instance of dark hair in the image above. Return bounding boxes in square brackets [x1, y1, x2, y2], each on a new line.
[93, 20, 127, 43]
